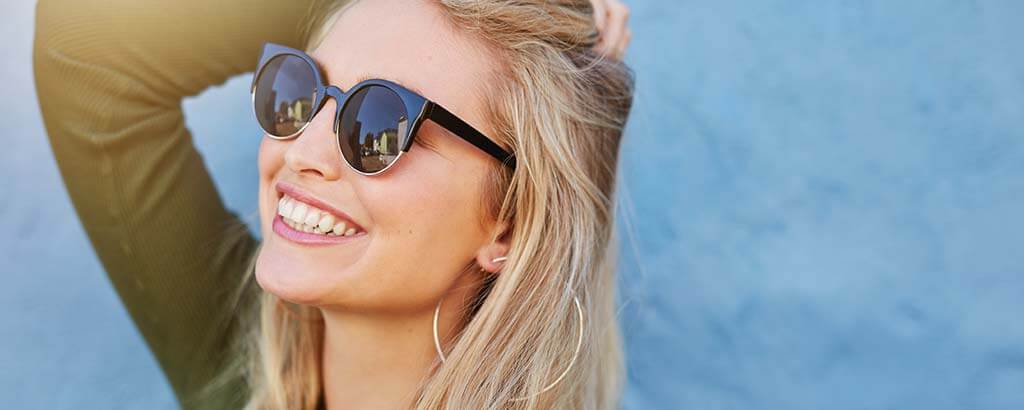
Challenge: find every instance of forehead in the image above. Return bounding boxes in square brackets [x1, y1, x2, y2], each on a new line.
[309, 0, 497, 119]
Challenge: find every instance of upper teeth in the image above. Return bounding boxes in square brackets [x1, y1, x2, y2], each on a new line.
[277, 194, 362, 237]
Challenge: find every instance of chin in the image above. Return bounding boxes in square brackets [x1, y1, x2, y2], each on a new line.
[254, 247, 335, 306]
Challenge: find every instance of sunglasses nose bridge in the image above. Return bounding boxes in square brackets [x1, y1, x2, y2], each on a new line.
[322, 86, 346, 135]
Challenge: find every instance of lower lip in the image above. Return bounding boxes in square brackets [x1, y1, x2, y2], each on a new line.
[272, 214, 365, 246]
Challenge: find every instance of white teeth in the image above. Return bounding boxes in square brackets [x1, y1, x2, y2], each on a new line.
[281, 197, 295, 217]
[291, 202, 308, 223]
[317, 214, 335, 232]
[304, 208, 321, 226]
[276, 194, 363, 237]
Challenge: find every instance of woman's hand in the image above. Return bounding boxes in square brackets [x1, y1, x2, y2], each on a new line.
[590, 0, 632, 60]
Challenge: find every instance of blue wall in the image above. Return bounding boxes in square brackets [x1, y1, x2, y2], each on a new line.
[4, 1, 1023, 409]
[616, 1, 1024, 408]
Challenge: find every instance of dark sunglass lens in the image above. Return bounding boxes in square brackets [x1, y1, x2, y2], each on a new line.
[254, 54, 316, 136]
[338, 86, 409, 173]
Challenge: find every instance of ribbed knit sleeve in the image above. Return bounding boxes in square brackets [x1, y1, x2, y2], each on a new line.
[32, 0, 325, 408]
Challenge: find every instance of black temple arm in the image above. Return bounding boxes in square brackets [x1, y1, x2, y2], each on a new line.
[428, 103, 516, 169]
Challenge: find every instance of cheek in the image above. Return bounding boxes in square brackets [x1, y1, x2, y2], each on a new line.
[353, 155, 490, 303]
[258, 137, 286, 179]
[257, 137, 286, 235]
[371, 150, 486, 241]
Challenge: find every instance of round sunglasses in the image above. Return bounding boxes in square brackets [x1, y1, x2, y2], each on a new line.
[250, 42, 517, 175]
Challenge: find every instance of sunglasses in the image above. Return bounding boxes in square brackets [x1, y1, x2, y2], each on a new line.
[250, 42, 516, 175]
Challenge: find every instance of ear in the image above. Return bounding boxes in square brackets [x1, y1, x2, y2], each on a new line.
[475, 221, 511, 274]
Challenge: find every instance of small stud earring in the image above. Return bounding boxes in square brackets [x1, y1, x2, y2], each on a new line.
[491, 256, 507, 263]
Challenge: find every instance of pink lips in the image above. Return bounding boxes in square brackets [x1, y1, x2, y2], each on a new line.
[272, 214, 365, 246]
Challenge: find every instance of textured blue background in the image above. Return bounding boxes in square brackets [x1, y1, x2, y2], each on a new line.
[4, 1, 1023, 409]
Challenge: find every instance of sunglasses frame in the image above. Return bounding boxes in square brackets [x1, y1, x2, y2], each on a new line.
[250, 42, 516, 176]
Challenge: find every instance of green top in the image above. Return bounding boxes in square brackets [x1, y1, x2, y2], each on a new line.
[33, 0, 329, 408]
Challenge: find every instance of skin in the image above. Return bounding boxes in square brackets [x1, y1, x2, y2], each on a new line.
[591, 0, 633, 60]
[252, 1, 630, 408]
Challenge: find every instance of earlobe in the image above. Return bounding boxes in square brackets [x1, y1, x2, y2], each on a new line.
[476, 219, 511, 273]
[476, 241, 510, 273]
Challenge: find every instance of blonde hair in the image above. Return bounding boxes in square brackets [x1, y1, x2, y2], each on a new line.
[203, 0, 635, 408]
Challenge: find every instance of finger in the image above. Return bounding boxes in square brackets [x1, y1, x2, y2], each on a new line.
[591, 0, 608, 32]
[593, 5, 618, 56]
[597, 1, 629, 59]
[614, 28, 632, 60]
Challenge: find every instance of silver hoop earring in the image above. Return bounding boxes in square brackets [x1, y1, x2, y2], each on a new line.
[432, 292, 584, 401]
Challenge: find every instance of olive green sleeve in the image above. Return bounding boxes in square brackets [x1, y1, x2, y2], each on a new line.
[32, 0, 326, 408]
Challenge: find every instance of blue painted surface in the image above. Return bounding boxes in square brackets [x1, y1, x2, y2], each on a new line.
[4, 1, 1023, 409]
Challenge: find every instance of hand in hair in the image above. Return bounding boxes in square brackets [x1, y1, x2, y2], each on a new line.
[589, 0, 632, 60]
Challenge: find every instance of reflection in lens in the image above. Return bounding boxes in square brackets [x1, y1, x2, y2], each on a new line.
[338, 86, 408, 173]
[254, 54, 316, 136]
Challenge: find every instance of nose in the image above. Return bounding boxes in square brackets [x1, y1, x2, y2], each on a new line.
[283, 95, 344, 180]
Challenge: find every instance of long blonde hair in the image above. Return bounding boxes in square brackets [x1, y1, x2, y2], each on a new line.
[202, 1, 635, 408]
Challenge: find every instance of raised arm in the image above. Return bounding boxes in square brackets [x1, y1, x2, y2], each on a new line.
[32, 0, 327, 408]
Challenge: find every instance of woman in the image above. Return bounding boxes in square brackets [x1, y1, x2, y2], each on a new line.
[34, 0, 634, 408]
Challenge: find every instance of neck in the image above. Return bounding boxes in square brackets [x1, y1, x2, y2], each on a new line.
[319, 287, 475, 409]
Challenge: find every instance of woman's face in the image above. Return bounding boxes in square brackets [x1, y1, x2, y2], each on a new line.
[254, 0, 507, 313]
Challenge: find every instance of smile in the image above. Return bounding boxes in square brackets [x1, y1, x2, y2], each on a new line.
[277, 194, 364, 236]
